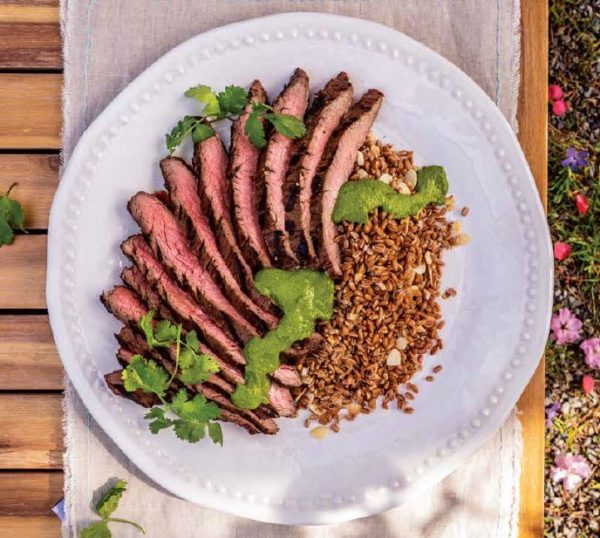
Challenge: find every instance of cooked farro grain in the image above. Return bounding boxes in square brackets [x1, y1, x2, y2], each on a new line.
[292, 137, 463, 429]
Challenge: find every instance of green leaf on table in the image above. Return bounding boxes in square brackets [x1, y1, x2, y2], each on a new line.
[217, 85, 247, 116]
[96, 480, 127, 519]
[80, 521, 111, 538]
[0, 183, 25, 248]
[185, 84, 220, 116]
[121, 355, 170, 398]
[264, 112, 306, 139]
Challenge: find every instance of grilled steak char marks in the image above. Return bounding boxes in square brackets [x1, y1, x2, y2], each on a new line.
[310, 89, 384, 277]
[161, 157, 279, 327]
[284, 72, 354, 263]
[229, 80, 273, 270]
[260, 68, 310, 268]
[128, 191, 262, 342]
[192, 136, 276, 316]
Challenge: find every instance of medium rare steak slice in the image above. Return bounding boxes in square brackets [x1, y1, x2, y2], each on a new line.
[161, 156, 278, 326]
[229, 80, 272, 270]
[121, 266, 174, 321]
[192, 135, 275, 315]
[284, 72, 354, 263]
[268, 382, 297, 417]
[260, 68, 310, 267]
[270, 364, 302, 388]
[120, 235, 247, 368]
[128, 191, 261, 341]
[311, 89, 384, 277]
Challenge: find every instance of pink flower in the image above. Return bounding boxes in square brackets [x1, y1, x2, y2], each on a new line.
[582, 375, 595, 394]
[552, 100, 568, 116]
[580, 338, 600, 369]
[553, 241, 572, 261]
[550, 453, 592, 492]
[550, 308, 582, 344]
[575, 193, 590, 215]
[548, 84, 563, 101]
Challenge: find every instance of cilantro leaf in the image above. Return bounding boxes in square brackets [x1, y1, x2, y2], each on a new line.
[153, 319, 179, 346]
[170, 390, 221, 444]
[144, 407, 174, 434]
[96, 480, 127, 519]
[184, 85, 220, 116]
[121, 355, 169, 398]
[185, 330, 200, 352]
[264, 113, 306, 139]
[217, 85, 247, 116]
[139, 311, 155, 346]
[165, 116, 202, 154]
[191, 123, 214, 143]
[208, 422, 224, 446]
[245, 111, 267, 149]
[80, 521, 111, 538]
[0, 183, 25, 248]
[179, 350, 219, 384]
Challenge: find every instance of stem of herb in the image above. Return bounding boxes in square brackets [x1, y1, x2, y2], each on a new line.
[106, 518, 146, 534]
[166, 324, 183, 386]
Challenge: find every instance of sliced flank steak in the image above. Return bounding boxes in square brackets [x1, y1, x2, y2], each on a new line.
[310, 89, 384, 277]
[121, 265, 174, 321]
[105, 369, 159, 408]
[161, 156, 278, 326]
[284, 72, 354, 263]
[192, 135, 275, 315]
[128, 191, 262, 341]
[115, 331, 278, 435]
[229, 80, 273, 270]
[260, 68, 310, 267]
[120, 235, 247, 368]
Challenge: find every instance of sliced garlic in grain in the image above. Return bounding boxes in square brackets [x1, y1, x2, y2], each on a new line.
[386, 348, 402, 366]
[357, 168, 369, 179]
[310, 426, 329, 440]
[378, 172, 393, 184]
[396, 182, 411, 195]
[356, 150, 365, 166]
[424, 251, 432, 265]
[395, 336, 408, 350]
[404, 168, 417, 188]
[414, 264, 426, 275]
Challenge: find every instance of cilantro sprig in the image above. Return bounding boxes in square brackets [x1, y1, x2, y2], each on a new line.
[0, 183, 25, 248]
[165, 83, 306, 154]
[121, 312, 223, 445]
[80, 479, 144, 538]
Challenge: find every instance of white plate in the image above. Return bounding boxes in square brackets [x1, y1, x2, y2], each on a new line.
[47, 13, 552, 525]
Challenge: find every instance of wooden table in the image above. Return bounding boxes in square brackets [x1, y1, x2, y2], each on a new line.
[0, 1, 547, 536]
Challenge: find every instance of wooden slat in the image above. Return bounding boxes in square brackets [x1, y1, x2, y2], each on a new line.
[0, 23, 61, 69]
[516, 1, 548, 538]
[0, 394, 63, 469]
[0, 154, 59, 229]
[0, 235, 46, 309]
[0, 316, 62, 390]
[0, 3, 58, 24]
[0, 516, 60, 538]
[0, 74, 61, 149]
[0, 472, 62, 515]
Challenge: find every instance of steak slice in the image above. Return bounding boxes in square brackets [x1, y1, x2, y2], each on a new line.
[284, 72, 354, 263]
[128, 191, 261, 341]
[268, 382, 297, 417]
[120, 235, 247, 368]
[192, 135, 274, 316]
[260, 68, 310, 267]
[229, 80, 272, 270]
[121, 265, 174, 321]
[270, 364, 302, 388]
[311, 89, 384, 276]
[161, 156, 278, 327]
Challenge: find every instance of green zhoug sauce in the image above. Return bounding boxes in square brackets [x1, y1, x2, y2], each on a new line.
[232, 269, 334, 409]
[332, 165, 449, 224]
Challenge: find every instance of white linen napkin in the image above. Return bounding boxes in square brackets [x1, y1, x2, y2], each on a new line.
[60, 1, 522, 536]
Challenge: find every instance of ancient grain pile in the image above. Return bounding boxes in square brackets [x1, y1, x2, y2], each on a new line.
[294, 137, 467, 430]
